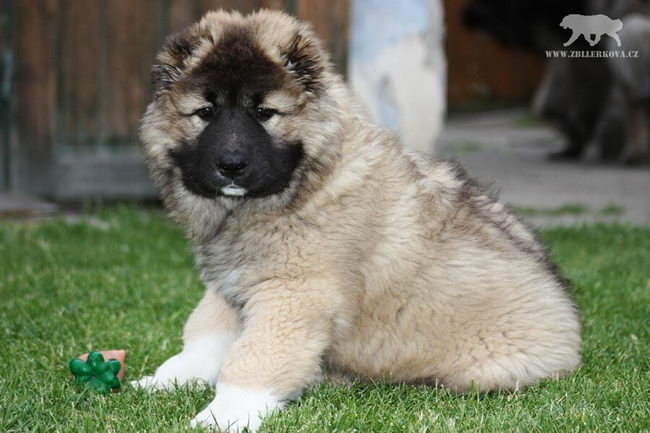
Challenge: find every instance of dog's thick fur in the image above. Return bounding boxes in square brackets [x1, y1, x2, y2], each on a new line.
[136, 10, 581, 432]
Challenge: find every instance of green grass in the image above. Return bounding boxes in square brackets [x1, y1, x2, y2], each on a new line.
[516, 204, 590, 217]
[515, 204, 627, 219]
[514, 113, 545, 128]
[599, 204, 626, 217]
[453, 142, 482, 154]
[1, 207, 649, 432]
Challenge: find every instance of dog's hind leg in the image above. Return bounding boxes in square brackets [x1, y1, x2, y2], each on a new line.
[441, 348, 580, 393]
[438, 319, 581, 394]
[590, 33, 602, 46]
[131, 289, 240, 390]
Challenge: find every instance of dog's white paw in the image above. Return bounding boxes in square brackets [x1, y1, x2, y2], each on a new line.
[130, 375, 158, 389]
[131, 333, 235, 391]
[190, 384, 282, 432]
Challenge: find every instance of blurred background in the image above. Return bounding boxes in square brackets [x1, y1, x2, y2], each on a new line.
[1, 0, 648, 225]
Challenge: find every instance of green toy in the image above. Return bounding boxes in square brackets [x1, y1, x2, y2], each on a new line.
[69, 351, 121, 394]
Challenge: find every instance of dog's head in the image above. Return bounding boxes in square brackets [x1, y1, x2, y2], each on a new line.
[559, 15, 578, 30]
[141, 10, 341, 205]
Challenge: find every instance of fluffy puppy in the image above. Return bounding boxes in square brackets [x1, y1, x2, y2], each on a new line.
[135, 10, 581, 432]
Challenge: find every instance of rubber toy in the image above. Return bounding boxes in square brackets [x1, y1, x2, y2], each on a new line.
[69, 351, 121, 394]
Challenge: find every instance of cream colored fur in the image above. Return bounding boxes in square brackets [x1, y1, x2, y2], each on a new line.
[137, 10, 581, 432]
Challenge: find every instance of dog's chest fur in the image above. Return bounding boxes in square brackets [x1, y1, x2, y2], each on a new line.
[194, 212, 321, 309]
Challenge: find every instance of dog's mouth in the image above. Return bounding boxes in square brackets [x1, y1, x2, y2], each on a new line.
[221, 184, 248, 197]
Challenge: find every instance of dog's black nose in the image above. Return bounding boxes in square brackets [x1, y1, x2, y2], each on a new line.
[216, 152, 248, 178]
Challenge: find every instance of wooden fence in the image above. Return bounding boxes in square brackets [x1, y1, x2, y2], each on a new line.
[444, 0, 544, 110]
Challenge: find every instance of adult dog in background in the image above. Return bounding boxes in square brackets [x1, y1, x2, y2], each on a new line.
[135, 10, 581, 432]
[464, 0, 650, 163]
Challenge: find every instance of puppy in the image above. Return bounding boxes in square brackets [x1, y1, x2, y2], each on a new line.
[135, 10, 581, 432]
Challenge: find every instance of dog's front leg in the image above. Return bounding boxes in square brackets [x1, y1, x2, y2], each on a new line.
[132, 289, 240, 390]
[564, 31, 581, 47]
[191, 281, 338, 432]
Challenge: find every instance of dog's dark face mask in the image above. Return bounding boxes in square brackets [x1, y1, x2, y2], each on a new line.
[167, 29, 305, 200]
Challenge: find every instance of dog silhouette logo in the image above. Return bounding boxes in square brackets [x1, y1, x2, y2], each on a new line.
[560, 14, 623, 47]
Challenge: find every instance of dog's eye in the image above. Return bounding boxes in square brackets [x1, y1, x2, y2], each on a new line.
[255, 107, 278, 122]
[194, 106, 214, 120]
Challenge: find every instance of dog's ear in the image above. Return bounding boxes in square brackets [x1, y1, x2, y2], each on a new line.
[282, 31, 326, 95]
[152, 29, 200, 91]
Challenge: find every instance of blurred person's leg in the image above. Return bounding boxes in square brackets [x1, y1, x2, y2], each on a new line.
[593, 86, 627, 160]
[623, 100, 650, 164]
[608, 13, 650, 164]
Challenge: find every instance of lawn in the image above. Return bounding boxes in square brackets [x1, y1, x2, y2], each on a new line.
[1, 207, 648, 432]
